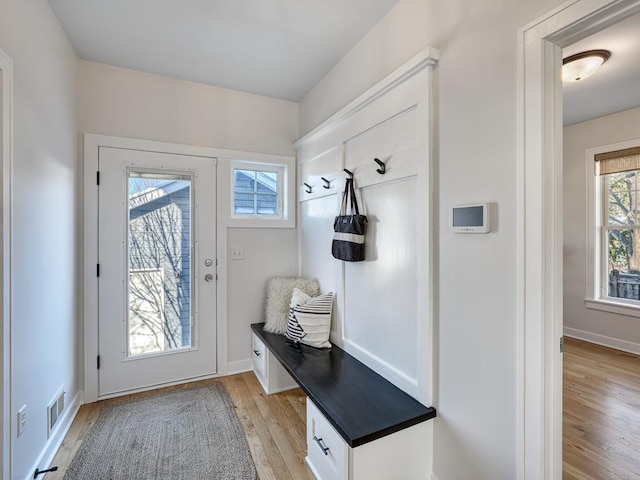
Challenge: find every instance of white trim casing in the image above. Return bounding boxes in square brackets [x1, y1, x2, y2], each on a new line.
[0, 46, 13, 480]
[584, 297, 640, 317]
[519, 1, 640, 478]
[294, 47, 439, 149]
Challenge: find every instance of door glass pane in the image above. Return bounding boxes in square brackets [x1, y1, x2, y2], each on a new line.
[127, 171, 193, 357]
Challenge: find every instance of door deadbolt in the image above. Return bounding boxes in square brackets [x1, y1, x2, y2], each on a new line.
[204, 259, 213, 267]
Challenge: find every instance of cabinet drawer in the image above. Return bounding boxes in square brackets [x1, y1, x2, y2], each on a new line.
[251, 332, 267, 380]
[306, 399, 348, 480]
[251, 331, 297, 395]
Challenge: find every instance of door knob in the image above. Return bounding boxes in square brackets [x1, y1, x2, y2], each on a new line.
[204, 273, 214, 282]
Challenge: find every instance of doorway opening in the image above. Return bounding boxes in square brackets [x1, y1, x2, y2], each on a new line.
[561, 10, 640, 477]
[520, 0, 640, 478]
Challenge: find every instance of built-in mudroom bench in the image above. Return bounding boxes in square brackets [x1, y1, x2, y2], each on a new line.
[251, 323, 437, 480]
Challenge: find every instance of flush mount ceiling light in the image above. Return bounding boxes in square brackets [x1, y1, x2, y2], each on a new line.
[562, 49, 611, 82]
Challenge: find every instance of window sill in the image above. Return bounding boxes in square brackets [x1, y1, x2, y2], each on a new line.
[584, 298, 640, 318]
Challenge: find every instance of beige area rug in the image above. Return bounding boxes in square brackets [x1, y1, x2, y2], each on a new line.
[64, 383, 256, 480]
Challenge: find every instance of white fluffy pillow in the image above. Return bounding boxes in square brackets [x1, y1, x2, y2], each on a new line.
[285, 291, 334, 349]
[264, 277, 320, 334]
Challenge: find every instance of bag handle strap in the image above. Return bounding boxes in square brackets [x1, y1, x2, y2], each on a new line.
[348, 177, 360, 215]
[339, 178, 361, 216]
[340, 178, 351, 216]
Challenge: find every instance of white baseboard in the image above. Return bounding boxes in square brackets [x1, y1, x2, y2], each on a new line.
[24, 390, 83, 480]
[226, 359, 252, 376]
[564, 327, 640, 356]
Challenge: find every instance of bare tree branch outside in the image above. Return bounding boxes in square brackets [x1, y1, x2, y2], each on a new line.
[127, 174, 192, 356]
[606, 170, 640, 299]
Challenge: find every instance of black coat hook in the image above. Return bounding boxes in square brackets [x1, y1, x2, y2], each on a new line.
[374, 158, 386, 174]
[343, 169, 354, 179]
[321, 177, 331, 189]
[304, 183, 312, 194]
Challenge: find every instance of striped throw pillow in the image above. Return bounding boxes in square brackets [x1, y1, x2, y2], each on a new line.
[286, 292, 333, 349]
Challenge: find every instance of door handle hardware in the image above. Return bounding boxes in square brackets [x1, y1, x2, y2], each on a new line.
[313, 436, 330, 455]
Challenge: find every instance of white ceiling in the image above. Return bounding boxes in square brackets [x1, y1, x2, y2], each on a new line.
[563, 11, 640, 126]
[47, 0, 401, 102]
[47, 1, 639, 120]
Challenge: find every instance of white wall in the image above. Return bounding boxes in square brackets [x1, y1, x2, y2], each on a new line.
[298, 0, 566, 478]
[564, 106, 640, 351]
[224, 227, 297, 368]
[299, 0, 429, 136]
[0, 1, 79, 479]
[79, 61, 299, 377]
[79, 61, 298, 157]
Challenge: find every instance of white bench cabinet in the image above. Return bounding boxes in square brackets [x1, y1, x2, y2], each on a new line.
[251, 330, 297, 394]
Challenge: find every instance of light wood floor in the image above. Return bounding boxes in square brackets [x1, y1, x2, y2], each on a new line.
[47, 372, 314, 480]
[48, 339, 640, 480]
[563, 337, 640, 480]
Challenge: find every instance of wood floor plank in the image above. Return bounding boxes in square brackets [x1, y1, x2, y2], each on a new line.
[244, 374, 312, 478]
[274, 389, 308, 454]
[219, 375, 279, 480]
[563, 337, 640, 480]
[232, 374, 295, 480]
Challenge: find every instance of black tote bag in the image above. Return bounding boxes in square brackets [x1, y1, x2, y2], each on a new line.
[332, 178, 368, 262]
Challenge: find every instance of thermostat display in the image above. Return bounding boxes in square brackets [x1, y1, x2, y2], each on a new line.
[451, 203, 490, 233]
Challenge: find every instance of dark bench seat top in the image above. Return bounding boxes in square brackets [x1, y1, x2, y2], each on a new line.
[251, 323, 436, 448]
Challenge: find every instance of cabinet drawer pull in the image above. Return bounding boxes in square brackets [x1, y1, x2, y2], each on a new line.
[253, 349, 261, 357]
[313, 435, 330, 455]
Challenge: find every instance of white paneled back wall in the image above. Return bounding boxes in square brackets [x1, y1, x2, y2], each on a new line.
[296, 49, 438, 405]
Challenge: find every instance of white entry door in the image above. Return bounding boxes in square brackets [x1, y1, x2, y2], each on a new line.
[98, 147, 216, 397]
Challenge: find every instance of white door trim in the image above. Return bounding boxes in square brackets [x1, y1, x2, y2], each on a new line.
[518, 0, 640, 478]
[83, 134, 293, 402]
[0, 47, 13, 480]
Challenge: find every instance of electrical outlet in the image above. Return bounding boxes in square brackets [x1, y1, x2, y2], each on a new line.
[230, 248, 244, 260]
[17, 405, 26, 437]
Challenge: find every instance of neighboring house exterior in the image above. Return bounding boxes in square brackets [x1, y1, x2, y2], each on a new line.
[128, 180, 192, 355]
[126, 172, 278, 355]
[233, 169, 278, 215]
